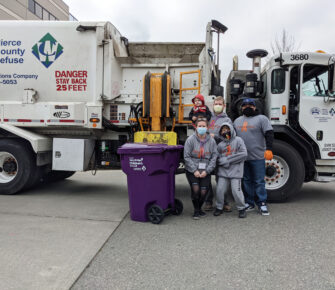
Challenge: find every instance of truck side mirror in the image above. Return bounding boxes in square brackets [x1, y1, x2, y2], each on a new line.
[329, 63, 335, 94]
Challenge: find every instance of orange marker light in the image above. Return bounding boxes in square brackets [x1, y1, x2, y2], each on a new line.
[316, 50, 326, 53]
[282, 105, 287, 115]
[92, 123, 97, 128]
[89, 118, 100, 123]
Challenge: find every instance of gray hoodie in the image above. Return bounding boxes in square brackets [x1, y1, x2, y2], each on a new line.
[208, 112, 233, 137]
[184, 132, 218, 174]
[217, 122, 247, 179]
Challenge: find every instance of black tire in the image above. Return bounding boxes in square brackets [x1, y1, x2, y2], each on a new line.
[25, 165, 45, 189]
[147, 204, 165, 224]
[42, 170, 75, 183]
[266, 140, 305, 202]
[0, 139, 36, 195]
[172, 199, 183, 215]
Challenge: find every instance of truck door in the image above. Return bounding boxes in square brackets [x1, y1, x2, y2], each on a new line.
[299, 64, 335, 159]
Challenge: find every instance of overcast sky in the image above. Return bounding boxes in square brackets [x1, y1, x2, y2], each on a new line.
[65, 0, 335, 82]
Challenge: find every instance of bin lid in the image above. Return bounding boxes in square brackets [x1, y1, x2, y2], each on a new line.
[117, 143, 183, 155]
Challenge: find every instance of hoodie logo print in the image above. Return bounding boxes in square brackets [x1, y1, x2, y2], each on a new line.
[225, 145, 232, 156]
[241, 121, 248, 132]
[209, 119, 216, 129]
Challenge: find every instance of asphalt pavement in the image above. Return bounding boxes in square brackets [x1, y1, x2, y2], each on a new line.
[1, 171, 334, 290]
[72, 175, 335, 290]
[0, 171, 130, 290]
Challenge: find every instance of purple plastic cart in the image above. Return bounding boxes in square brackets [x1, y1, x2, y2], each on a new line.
[118, 143, 183, 224]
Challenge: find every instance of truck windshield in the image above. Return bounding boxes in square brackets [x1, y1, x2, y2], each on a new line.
[302, 65, 328, 97]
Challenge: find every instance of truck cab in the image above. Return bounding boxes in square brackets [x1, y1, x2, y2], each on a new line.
[226, 50, 335, 201]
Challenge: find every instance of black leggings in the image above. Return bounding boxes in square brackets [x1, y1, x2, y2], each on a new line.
[185, 171, 211, 211]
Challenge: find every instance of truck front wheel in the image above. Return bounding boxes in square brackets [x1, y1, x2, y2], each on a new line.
[266, 140, 305, 202]
[0, 139, 36, 195]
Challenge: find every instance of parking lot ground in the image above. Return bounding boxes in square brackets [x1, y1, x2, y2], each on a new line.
[0, 171, 129, 290]
[73, 175, 335, 290]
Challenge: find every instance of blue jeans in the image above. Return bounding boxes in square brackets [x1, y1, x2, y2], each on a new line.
[243, 159, 267, 206]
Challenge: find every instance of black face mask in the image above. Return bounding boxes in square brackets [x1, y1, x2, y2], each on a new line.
[222, 132, 231, 140]
[242, 107, 255, 117]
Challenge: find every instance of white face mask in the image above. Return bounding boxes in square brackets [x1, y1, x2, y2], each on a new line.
[213, 105, 223, 113]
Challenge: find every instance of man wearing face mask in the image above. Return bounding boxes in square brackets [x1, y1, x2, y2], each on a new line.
[203, 96, 233, 211]
[234, 98, 274, 216]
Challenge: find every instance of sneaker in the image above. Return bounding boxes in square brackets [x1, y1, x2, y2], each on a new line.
[223, 204, 232, 212]
[199, 210, 207, 218]
[213, 208, 223, 216]
[193, 211, 200, 220]
[244, 203, 255, 212]
[238, 209, 247, 218]
[203, 203, 214, 211]
[259, 203, 270, 216]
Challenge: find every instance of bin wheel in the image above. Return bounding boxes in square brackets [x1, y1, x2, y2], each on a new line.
[172, 199, 183, 215]
[147, 204, 165, 224]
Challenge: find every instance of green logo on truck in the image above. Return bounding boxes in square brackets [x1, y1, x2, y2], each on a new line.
[32, 33, 63, 68]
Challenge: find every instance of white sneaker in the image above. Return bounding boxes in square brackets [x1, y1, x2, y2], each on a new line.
[244, 203, 255, 212]
[259, 204, 270, 216]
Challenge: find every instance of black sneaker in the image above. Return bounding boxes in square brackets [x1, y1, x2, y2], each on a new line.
[193, 211, 200, 220]
[238, 209, 247, 218]
[245, 203, 255, 212]
[199, 210, 207, 218]
[259, 203, 270, 216]
[213, 208, 223, 216]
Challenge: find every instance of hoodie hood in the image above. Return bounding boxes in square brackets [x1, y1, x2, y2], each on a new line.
[218, 122, 236, 141]
[192, 94, 205, 105]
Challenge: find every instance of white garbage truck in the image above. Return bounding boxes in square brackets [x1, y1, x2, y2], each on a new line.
[0, 20, 226, 194]
[226, 49, 335, 201]
[0, 20, 334, 201]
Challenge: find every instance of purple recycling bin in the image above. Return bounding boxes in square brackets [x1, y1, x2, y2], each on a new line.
[118, 143, 183, 223]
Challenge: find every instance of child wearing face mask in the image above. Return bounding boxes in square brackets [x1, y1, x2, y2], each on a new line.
[214, 123, 248, 218]
[189, 94, 212, 124]
[204, 96, 233, 211]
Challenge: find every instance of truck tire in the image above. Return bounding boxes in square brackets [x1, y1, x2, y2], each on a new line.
[0, 139, 36, 195]
[43, 170, 75, 183]
[25, 165, 46, 189]
[266, 140, 305, 202]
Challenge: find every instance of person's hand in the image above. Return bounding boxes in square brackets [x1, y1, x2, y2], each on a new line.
[192, 116, 197, 121]
[194, 170, 201, 178]
[210, 133, 215, 138]
[264, 150, 273, 160]
[200, 171, 207, 178]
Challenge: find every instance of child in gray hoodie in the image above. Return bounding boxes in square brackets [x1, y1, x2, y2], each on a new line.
[214, 123, 248, 218]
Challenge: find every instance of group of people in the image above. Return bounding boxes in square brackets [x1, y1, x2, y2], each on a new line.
[184, 94, 274, 220]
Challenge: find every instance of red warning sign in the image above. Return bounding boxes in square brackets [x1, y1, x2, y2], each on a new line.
[55, 70, 87, 91]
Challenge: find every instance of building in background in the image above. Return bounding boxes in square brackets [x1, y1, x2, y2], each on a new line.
[0, 0, 77, 21]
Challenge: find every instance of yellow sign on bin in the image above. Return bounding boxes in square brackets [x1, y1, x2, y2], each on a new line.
[134, 131, 177, 145]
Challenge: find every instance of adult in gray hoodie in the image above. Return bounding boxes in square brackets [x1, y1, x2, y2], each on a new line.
[214, 122, 248, 218]
[204, 96, 233, 211]
[184, 118, 218, 220]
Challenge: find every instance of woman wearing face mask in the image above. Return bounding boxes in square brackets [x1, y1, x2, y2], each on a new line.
[184, 118, 218, 220]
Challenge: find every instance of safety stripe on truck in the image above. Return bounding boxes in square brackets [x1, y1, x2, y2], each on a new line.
[47, 119, 85, 123]
[2, 119, 44, 123]
[0, 119, 84, 124]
